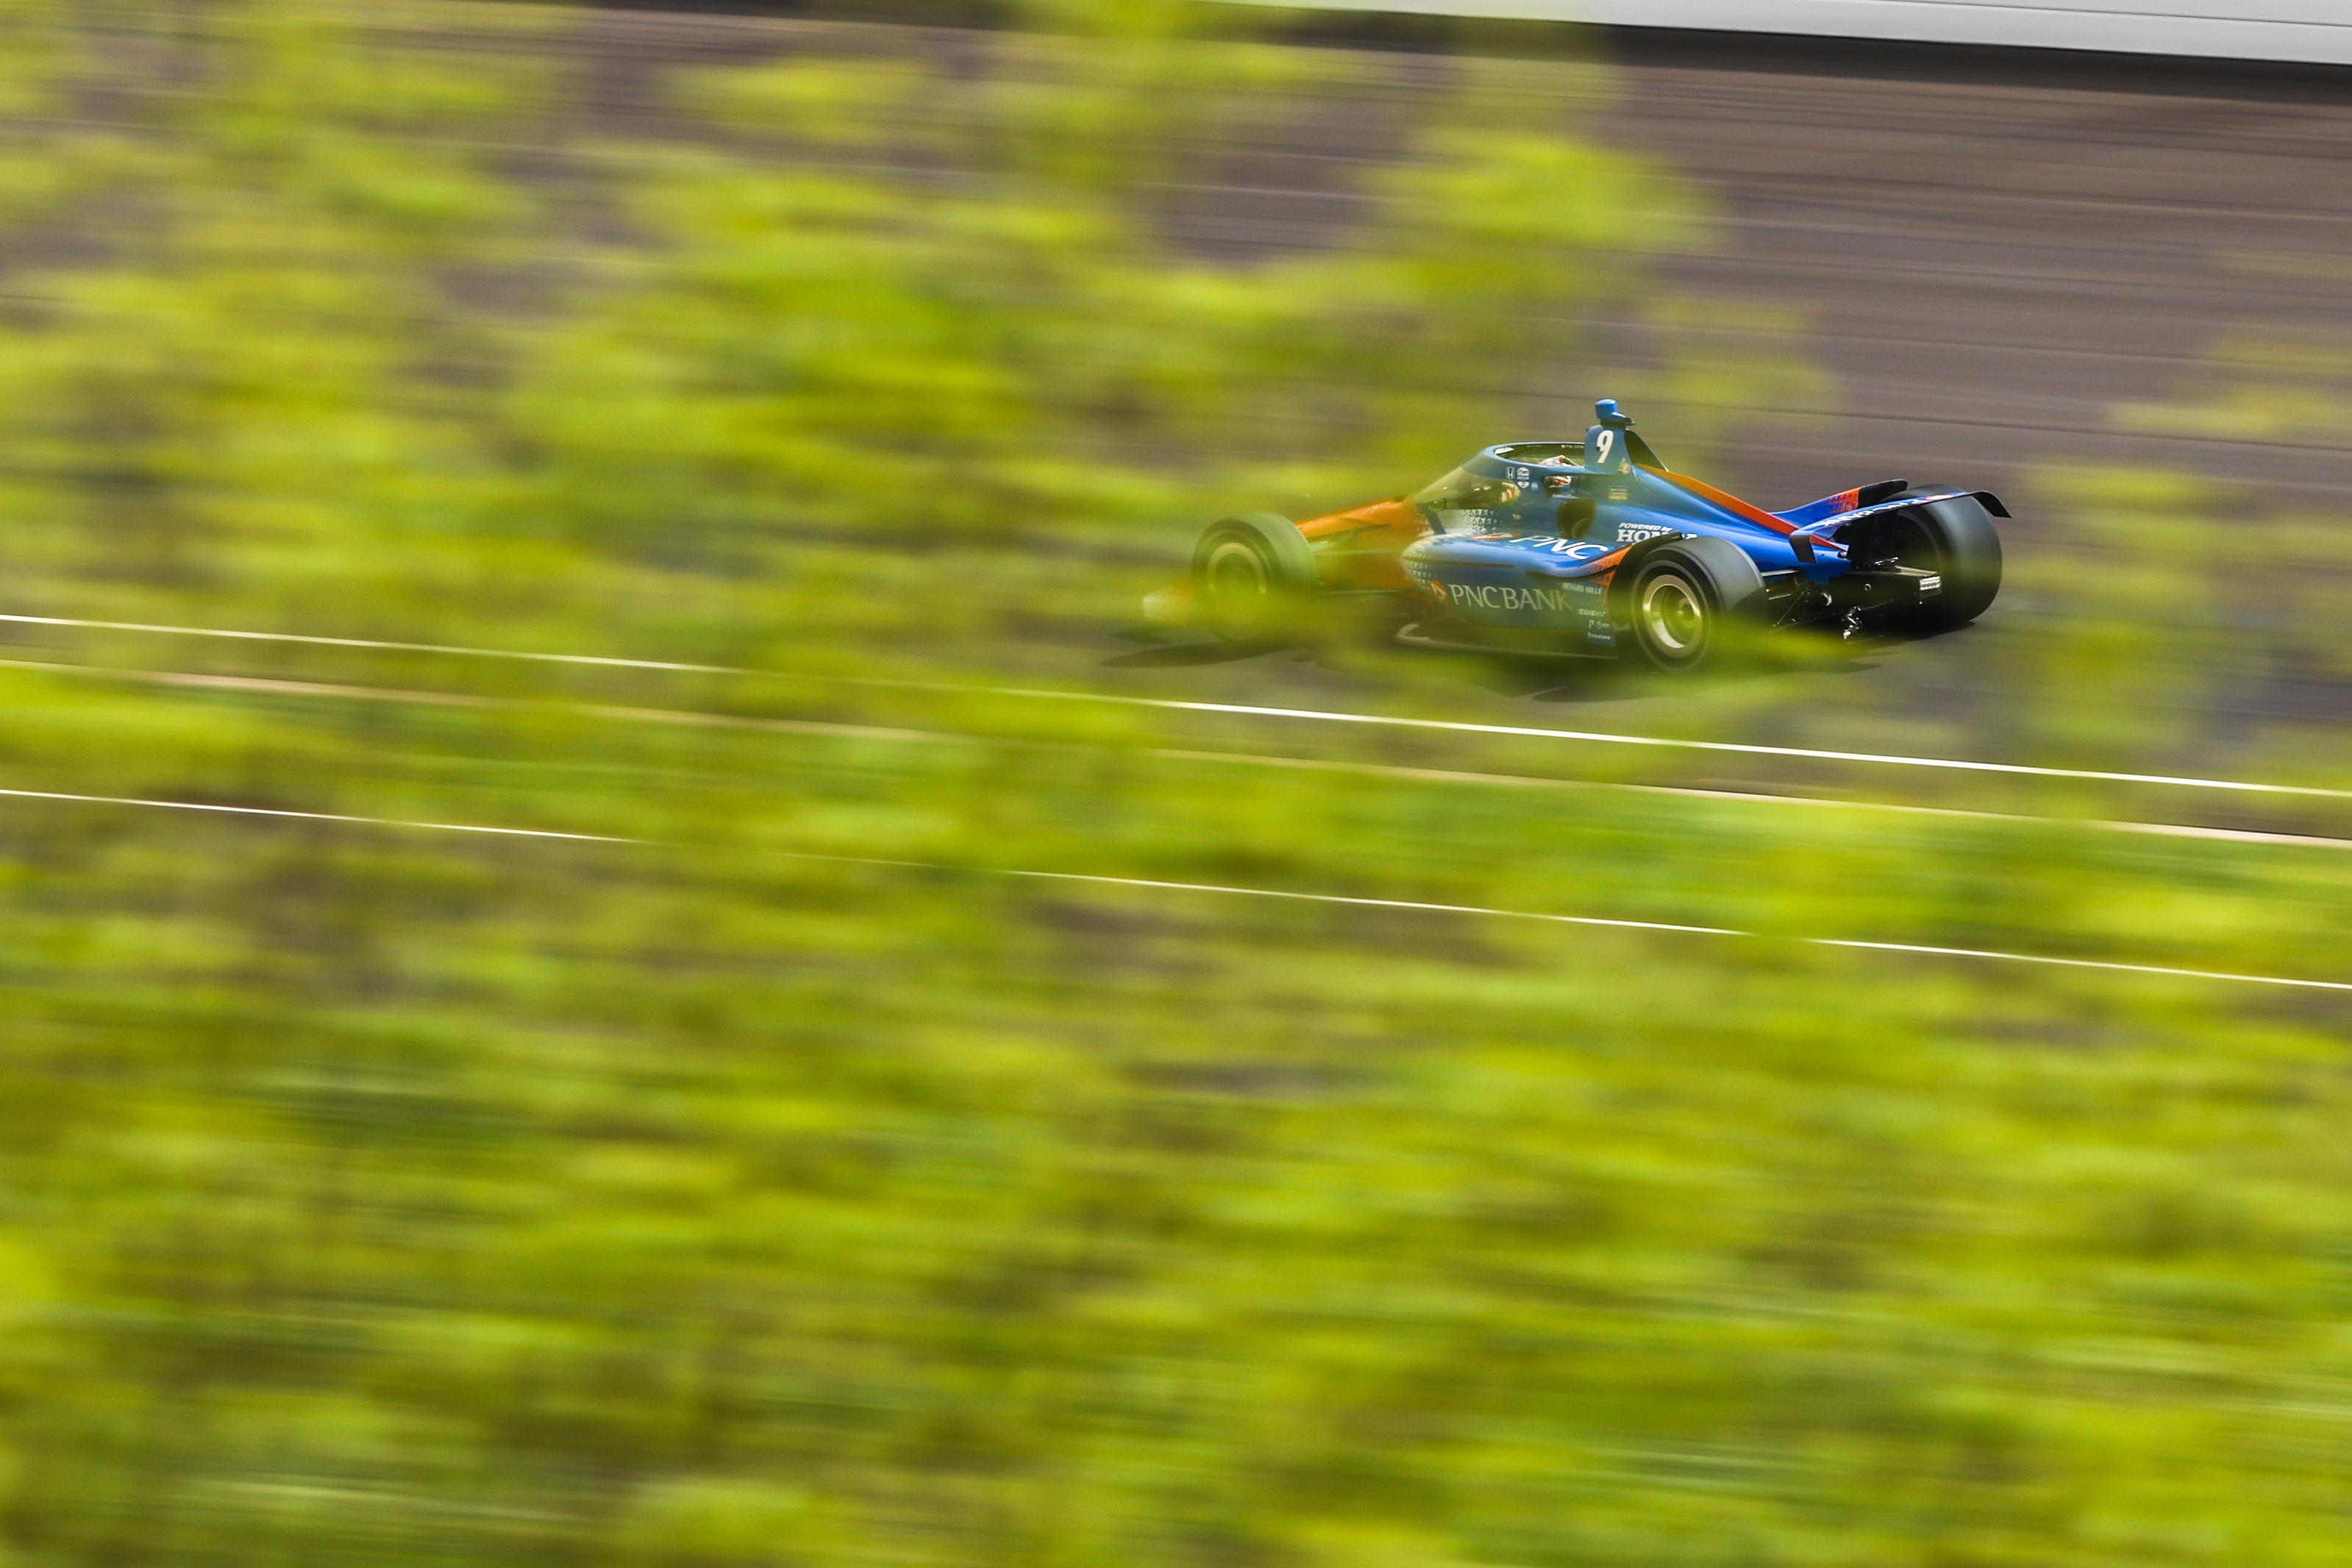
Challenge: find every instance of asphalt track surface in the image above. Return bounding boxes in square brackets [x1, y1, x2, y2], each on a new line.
[13, 776, 2348, 990]
[4, 609, 2341, 805]
[1, 608, 2348, 997]
[0, 643, 2342, 992]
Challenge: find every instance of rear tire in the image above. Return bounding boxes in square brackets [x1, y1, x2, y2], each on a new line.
[1192, 512, 1316, 645]
[1872, 488, 2003, 632]
[1621, 537, 1771, 673]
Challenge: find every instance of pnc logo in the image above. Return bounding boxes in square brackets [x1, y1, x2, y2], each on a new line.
[1447, 582, 1577, 615]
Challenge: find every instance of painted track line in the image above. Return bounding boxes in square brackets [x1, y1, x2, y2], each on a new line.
[0, 783, 2343, 994]
[1157, 747, 2352, 852]
[0, 613, 743, 674]
[0, 786, 632, 843]
[5, 655, 2347, 853]
[1, 611, 2342, 800]
[1812, 938, 2352, 992]
[0, 659, 945, 745]
[1013, 691, 2352, 800]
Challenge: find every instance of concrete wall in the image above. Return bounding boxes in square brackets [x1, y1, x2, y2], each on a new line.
[1241, 0, 2352, 65]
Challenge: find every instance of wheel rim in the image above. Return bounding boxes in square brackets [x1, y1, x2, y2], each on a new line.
[1639, 571, 1707, 659]
[1202, 538, 1271, 635]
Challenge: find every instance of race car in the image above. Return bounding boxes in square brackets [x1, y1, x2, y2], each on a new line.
[1146, 399, 2005, 671]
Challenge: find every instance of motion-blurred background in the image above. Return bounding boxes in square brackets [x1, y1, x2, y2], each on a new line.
[0, 2, 2348, 1564]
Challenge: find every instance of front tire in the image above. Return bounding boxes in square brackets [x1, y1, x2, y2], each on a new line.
[1192, 512, 1316, 645]
[1622, 537, 1771, 672]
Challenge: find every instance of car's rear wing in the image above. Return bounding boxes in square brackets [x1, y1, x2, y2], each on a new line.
[1775, 478, 1914, 528]
[1784, 486, 2011, 538]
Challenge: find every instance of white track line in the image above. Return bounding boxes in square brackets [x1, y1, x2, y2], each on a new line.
[0, 659, 945, 745]
[6, 655, 2345, 852]
[0, 613, 744, 674]
[1008, 691, 2352, 800]
[0, 786, 632, 842]
[1154, 747, 2352, 852]
[0, 782, 2343, 993]
[792, 852, 1747, 938]
[1813, 938, 2352, 991]
[1, 610, 2340, 800]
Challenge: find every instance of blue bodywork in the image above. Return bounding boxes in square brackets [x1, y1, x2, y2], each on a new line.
[1148, 398, 2006, 652]
[1398, 432, 1994, 645]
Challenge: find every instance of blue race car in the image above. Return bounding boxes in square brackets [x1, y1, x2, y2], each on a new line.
[1148, 399, 2006, 671]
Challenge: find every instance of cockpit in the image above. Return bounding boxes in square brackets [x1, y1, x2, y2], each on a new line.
[1410, 468, 1524, 512]
[1411, 405, 1665, 535]
[1492, 441, 1584, 468]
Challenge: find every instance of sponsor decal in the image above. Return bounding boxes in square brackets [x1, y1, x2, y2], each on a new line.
[1614, 522, 1674, 544]
[1824, 490, 1969, 526]
[1443, 581, 1589, 616]
[1439, 510, 1507, 532]
[1465, 533, 1608, 558]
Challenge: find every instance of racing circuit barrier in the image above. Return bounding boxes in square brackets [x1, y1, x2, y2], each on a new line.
[1235, 0, 2352, 65]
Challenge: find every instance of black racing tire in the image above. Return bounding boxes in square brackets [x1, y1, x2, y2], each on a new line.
[1620, 536, 1772, 673]
[1192, 511, 1317, 645]
[1875, 488, 2003, 632]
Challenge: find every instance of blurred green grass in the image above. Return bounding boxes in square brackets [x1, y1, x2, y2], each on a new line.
[0, 4, 2348, 1567]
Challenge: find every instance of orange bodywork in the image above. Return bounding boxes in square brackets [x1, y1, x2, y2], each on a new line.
[1146, 460, 1806, 633]
[1296, 496, 1429, 590]
[1140, 496, 1431, 630]
[1644, 467, 1796, 535]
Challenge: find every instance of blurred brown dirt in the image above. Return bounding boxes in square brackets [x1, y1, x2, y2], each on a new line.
[550, 7, 2352, 509]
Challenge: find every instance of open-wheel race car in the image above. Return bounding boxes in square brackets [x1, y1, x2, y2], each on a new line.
[1146, 399, 2005, 671]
